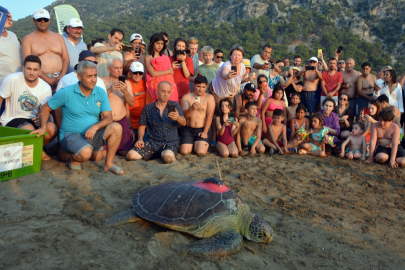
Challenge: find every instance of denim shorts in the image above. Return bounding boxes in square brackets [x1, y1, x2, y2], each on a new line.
[60, 128, 106, 156]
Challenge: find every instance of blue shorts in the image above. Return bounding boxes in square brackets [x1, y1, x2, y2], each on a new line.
[60, 128, 106, 156]
[302, 91, 317, 113]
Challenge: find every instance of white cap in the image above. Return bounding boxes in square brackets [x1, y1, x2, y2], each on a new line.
[129, 62, 144, 73]
[67, 18, 83, 28]
[33, 9, 50, 20]
[142, 40, 146, 46]
[309, 57, 318, 62]
[130, 33, 143, 43]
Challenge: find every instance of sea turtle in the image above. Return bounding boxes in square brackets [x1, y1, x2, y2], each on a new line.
[107, 178, 273, 256]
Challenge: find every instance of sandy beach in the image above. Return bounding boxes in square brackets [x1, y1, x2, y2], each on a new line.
[0, 149, 404, 269]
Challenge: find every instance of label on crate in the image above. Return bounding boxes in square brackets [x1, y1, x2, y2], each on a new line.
[22, 145, 34, 167]
[0, 142, 23, 172]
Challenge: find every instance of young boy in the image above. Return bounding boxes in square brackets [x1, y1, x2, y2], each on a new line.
[237, 101, 266, 156]
[263, 109, 296, 155]
[366, 109, 405, 168]
[340, 122, 367, 160]
[286, 93, 301, 123]
[193, 46, 219, 90]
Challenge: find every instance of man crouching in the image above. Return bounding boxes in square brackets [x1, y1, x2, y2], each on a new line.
[32, 61, 124, 175]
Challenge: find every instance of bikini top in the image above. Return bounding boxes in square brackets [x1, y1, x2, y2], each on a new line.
[311, 127, 328, 141]
[294, 120, 307, 130]
[267, 98, 284, 112]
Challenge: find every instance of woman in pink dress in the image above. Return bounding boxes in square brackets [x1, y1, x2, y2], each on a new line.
[145, 33, 178, 102]
[254, 74, 272, 118]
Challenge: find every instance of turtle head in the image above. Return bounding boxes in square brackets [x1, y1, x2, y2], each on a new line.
[247, 216, 273, 243]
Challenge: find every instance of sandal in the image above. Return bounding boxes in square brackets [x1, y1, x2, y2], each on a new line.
[107, 165, 124, 175]
[68, 162, 82, 170]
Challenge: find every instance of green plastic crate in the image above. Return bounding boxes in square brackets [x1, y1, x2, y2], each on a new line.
[0, 126, 46, 182]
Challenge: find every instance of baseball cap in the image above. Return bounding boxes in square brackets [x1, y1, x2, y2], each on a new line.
[309, 57, 318, 62]
[244, 83, 256, 92]
[129, 62, 144, 73]
[33, 9, 50, 20]
[78, 50, 96, 62]
[130, 33, 143, 43]
[242, 59, 251, 68]
[142, 40, 146, 46]
[67, 18, 83, 28]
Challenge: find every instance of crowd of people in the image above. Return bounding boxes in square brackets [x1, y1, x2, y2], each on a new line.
[1, 8, 405, 176]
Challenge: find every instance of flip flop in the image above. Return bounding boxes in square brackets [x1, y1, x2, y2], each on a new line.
[107, 165, 124, 175]
[69, 162, 82, 170]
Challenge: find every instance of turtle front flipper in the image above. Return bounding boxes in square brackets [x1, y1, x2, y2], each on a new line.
[173, 230, 243, 256]
[105, 209, 140, 226]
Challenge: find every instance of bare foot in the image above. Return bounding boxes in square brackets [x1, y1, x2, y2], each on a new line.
[42, 151, 50, 160]
[298, 149, 307, 155]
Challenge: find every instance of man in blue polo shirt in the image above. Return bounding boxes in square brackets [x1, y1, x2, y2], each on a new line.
[32, 61, 124, 175]
[63, 18, 87, 73]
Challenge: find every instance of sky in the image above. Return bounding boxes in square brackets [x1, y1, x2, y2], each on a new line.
[3, 0, 56, 21]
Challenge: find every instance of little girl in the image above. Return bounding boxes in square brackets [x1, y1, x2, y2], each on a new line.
[286, 93, 301, 123]
[261, 84, 286, 138]
[216, 99, 239, 158]
[298, 112, 327, 157]
[289, 104, 310, 149]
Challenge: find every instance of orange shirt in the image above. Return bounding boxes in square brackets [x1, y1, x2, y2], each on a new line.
[128, 79, 151, 129]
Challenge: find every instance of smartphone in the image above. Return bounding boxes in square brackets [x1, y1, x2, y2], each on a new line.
[177, 59, 183, 64]
[280, 66, 290, 71]
[317, 49, 322, 58]
[135, 47, 141, 55]
[168, 105, 176, 113]
[228, 112, 234, 123]
[195, 96, 201, 103]
[121, 45, 132, 52]
[118, 75, 126, 83]
[364, 108, 370, 115]
[261, 81, 268, 88]
[337, 46, 343, 54]
[231, 66, 237, 72]
[306, 65, 315, 71]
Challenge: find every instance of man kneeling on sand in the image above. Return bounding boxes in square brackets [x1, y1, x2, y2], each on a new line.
[366, 109, 405, 168]
[179, 76, 215, 156]
[236, 101, 266, 156]
[127, 81, 186, 163]
[32, 61, 124, 175]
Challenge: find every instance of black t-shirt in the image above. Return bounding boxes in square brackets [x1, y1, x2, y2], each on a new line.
[285, 80, 303, 105]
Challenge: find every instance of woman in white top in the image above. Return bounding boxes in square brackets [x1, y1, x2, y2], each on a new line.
[210, 44, 255, 116]
[374, 69, 403, 113]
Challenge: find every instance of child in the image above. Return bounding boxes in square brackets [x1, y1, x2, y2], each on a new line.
[298, 112, 327, 157]
[340, 122, 367, 160]
[261, 85, 286, 138]
[194, 46, 220, 90]
[289, 104, 310, 149]
[286, 93, 301, 123]
[263, 109, 297, 155]
[237, 101, 266, 156]
[216, 99, 239, 158]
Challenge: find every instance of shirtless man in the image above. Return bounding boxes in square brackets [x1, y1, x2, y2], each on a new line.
[179, 76, 215, 156]
[237, 101, 266, 156]
[297, 57, 322, 114]
[376, 95, 401, 128]
[366, 109, 405, 168]
[101, 58, 135, 156]
[357, 62, 379, 112]
[21, 9, 69, 91]
[122, 33, 145, 76]
[234, 83, 256, 119]
[341, 58, 359, 118]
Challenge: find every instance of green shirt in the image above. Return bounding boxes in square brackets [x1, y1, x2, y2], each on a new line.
[195, 63, 219, 92]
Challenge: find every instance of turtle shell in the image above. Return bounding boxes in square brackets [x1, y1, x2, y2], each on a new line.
[132, 179, 244, 233]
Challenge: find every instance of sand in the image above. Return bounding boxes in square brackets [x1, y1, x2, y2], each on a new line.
[0, 150, 404, 269]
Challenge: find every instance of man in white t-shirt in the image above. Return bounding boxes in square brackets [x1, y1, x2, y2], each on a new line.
[251, 44, 272, 86]
[0, 55, 57, 160]
[55, 50, 106, 129]
[93, 28, 125, 77]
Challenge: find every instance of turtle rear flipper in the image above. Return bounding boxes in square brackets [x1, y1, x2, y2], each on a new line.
[105, 209, 139, 226]
[173, 230, 243, 256]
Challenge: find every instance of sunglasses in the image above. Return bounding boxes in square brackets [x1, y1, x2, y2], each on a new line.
[188, 40, 198, 44]
[258, 80, 267, 84]
[309, 60, 317, 63]
[339, 98, 347, 101]
[216, 56, 223, 59]
[36, 18, 49, 22]
[338, 62, 345, 65]
[133, 72, 144, 75]
[164, 39, 169, 43]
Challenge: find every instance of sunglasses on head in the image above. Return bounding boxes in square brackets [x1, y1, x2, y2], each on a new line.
[216, 56, 223, 59]
[36, 18, 49, 22]
[339, 97, 347, 101]
[309, 60, 317, 63]
[133, 72, 144, 75]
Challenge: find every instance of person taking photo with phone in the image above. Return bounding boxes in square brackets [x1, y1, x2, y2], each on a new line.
[179, 76, 215, 156]
[169, 37, 194, 101]
[123, 33, 145, 77]
[320, 58, 342, 106]
[251, 44, 272, 86]
[296, 57, 322, 114]
[127, 81, 186, 163]
[268, 60, 293, 106]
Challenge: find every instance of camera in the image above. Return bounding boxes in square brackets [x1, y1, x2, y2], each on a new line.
[306, 65, 315, 71]
[177, 49, 190, 55]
